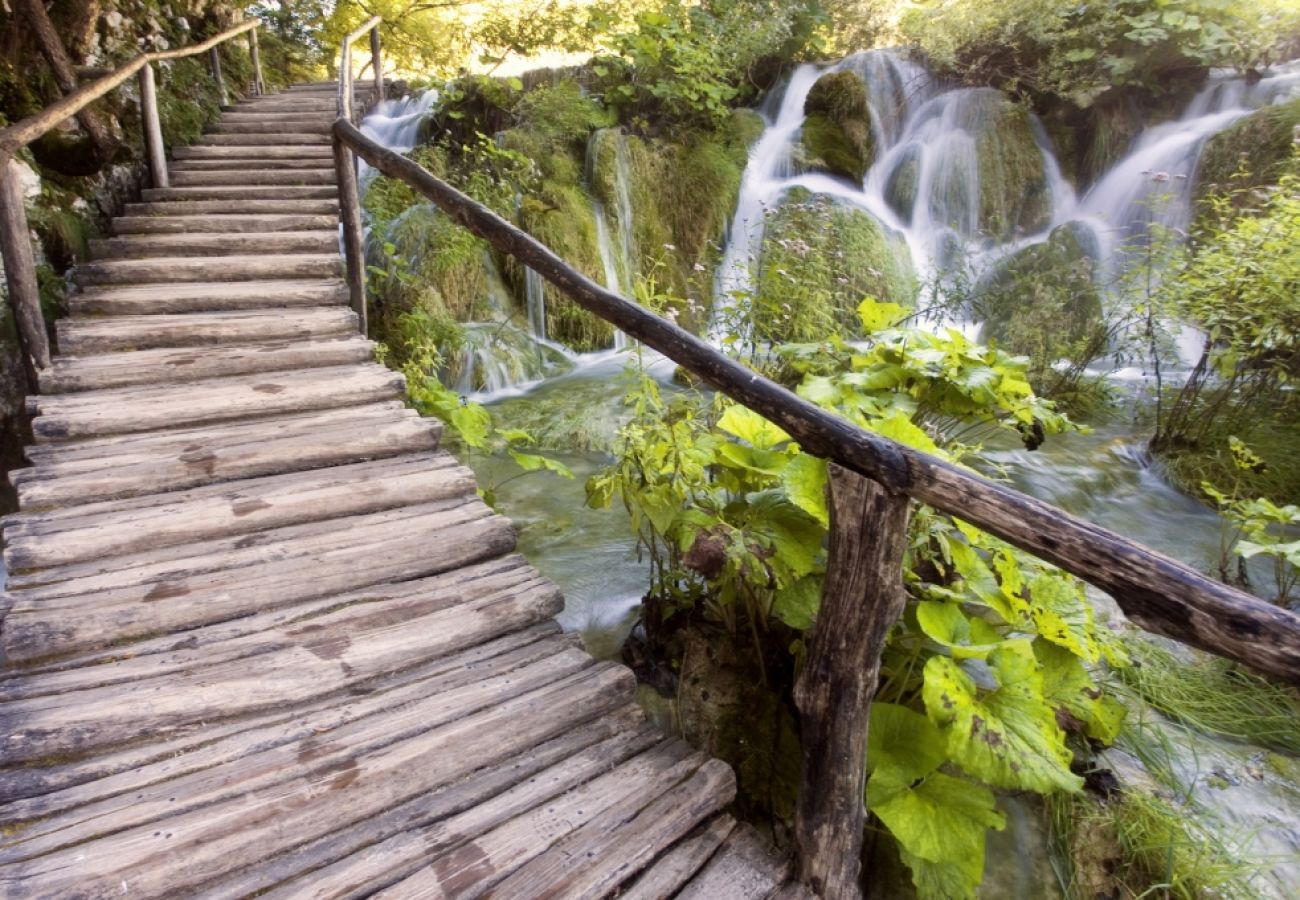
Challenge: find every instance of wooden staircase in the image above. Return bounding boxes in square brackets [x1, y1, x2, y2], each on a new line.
[0, 83, 800, 897]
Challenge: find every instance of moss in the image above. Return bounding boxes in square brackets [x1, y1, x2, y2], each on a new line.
[491, 378, 626, 453]
[976, 221, 1104, 373]
[798, 71, 874, 183]
[1193, 97, 1300, 219]
[966, 91, 1052, 240]
[883, 143, 920, 224]
[753, 188, 915, 342]
[156, 57, 225, 147]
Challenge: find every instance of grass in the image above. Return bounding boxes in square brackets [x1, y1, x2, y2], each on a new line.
[1115, 638, 1300, 755]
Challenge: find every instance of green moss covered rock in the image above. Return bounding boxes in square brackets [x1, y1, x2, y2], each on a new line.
[976, 221, 1104, 364]
[1194, 97, 1300, 219]
[754, 188, 915, 342]
[884, 143, 921, 224]
[963, 90, 1053, 241]
[798, 71, 874, 183]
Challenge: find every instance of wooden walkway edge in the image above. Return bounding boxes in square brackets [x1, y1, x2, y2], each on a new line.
[0, 83, 798, 899]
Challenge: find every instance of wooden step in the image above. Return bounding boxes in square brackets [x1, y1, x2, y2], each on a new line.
[198, 132, 331, 146]
[38, 334, 374, 393]
[111, 213, 337, 234]
[141, 184, 337, 201]
[218, 113, 338, 125]
[4, 453, 475, 571]
[210, 120, 332, 135]
[12, 404, 438, 508]
[172, 144, 334, 160]
[56, 306, 357, 354]
[1, 498, 513, 660]
[171, 157, 338, 171]
[125, 198, 338, 216]
[74, 253, 342, 286]
[170, 169, 336, 187]
[27, 362, 405, 441]
[68, 278, 348, 315]
[90, 230, 337, 258]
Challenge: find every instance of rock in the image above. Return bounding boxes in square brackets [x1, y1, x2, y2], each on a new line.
[797, 71, 875, 183]
[883, 143, 921, 224]
[1193, 97, 1300, 220]
[755, 188, 915, 342]
[976, 220, 1104, 359]
[960, 90, 1053, 241]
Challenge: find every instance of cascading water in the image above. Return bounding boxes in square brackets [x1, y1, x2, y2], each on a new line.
[360, 90, 441, 153]
[587, 129, 637, 351]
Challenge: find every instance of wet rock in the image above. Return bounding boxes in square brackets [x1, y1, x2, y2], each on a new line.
[797, 71, 875, 183]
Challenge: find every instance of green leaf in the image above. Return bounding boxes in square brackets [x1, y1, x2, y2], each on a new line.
[1036, 642, 1124, 744]
[448, 403, 491, 449]
[717, 406, 790, 450]
[1025, 572, 1099, 663]
[916, 601, 1005, 659]
[858, 297, 909, 332]
[868, 765, 1004, 900]
[772, 576, 821, 630]
[867, 703, 946, 781]
[782, 454, 829, 527]
[923, 643, 1083, 793]
[508, 450, 575, 480]
[871, 410, 942, 457]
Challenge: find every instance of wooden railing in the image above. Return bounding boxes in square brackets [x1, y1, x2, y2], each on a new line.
[0, 18, 266, 385]
[333, 116, 1300, 898]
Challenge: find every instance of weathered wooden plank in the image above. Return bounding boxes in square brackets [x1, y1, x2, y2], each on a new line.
[489, 756, 738, 899]
[619, 815, 738, 900]
[2, 501, 513, 663]
[7, 493, 474, 599]
[29, 363, 403, 441]
[67, 277, 347, 314]
[140, 183, 337, 200]
[210, 119, 332, 134]
[89, 230, 338, 258]
[110, 213, 339, 234]
[195, 132, 332, 146]
[171, 144, 335, 159]
[5, 453, 470, 570]
[74, 252, 342, 286]
[1, 611, 560, 810]
[676, 825, 790, 900]
[1, 577, 563, 765]
[170, 168, 337, 186]
[200, 707, 655, 898]
[38, 335, 375, 393]
[56, 306, 357, 354]
[371, 741, 708, 899]
[1, 557, 541, 700]
[0, 664, 636, 897]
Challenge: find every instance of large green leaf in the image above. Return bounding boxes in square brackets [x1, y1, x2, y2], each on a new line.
[772, 576, 821, 630]
[868, 765, 1004, 900]
[717, 405, 790, 450]
[916, 601, 1005, 659]
[923, 643, 1083, 793]
[858, 297, 910, 332]
[1025, 572, 1099, 663]
[1036, 641, 1125, 744]
[781, 454, 829, 527]
[867, 702, 946, 781]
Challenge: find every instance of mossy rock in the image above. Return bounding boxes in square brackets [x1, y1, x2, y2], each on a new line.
[977, 221, 1104, 361]
[755, 187, 915, 342]
[883, 143, 921, 224]
[962, 90, 1052, 241]
[1193, 97, 1300, 219]
[797, 71, 874, 183]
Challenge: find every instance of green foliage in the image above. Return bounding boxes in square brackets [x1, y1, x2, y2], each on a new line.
[798, 71, 874, 181]
[1194, 97, 1300, 220]
[898, 0, 1300, 110]
[1153, 161, 1300, 504]
[591, 300, 1122, 898]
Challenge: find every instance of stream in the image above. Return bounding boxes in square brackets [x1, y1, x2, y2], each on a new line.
[360, 55, 1300, 895]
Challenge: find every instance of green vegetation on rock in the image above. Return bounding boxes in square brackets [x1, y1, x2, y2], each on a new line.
[798, 70, 874, 182]
[1194, 96, 1300, 219]
[965, 90, 1053, 240]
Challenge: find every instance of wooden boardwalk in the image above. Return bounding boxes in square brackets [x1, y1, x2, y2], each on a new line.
[0, 84, 798, 898]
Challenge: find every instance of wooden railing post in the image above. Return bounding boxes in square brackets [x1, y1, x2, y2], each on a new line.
[370, 27, 384, 104]
[793, 464, 911, 899]
[249, 27, 264, 95]
[0, 158, 53, 380]
[208, 46, 229, 108]
[137, 62, 167, 188]
[333, 135, 367, 335]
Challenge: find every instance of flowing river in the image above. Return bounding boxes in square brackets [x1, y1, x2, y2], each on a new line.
[359, 55, 1300, 894]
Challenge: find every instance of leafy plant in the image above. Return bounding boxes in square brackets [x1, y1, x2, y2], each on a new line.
[590, 298, 1126, 897]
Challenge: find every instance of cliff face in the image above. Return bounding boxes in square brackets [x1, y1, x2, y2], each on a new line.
[0, 1, 247, 494]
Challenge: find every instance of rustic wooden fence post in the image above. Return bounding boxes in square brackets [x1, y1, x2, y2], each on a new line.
[793, 464, 911, 899]
[0, 158, 53, 381]
[137, 62, 167, 188]
[332, 133, 367, 335]
[208, 46, 229, 108]
[249, 27, 264, 95]
[369, 27, 384, 104]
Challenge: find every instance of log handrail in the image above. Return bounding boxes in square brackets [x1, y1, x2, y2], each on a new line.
[0, 18, 265, 378]
[334, 80, 1300, 896]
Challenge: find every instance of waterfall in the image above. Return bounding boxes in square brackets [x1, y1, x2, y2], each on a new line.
[587, 129, 637, 351]
[525, 267, 547, 341]
[360, 90, 440, 153]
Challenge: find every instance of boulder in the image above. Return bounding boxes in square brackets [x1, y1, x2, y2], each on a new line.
[797, 71, 875, 183]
